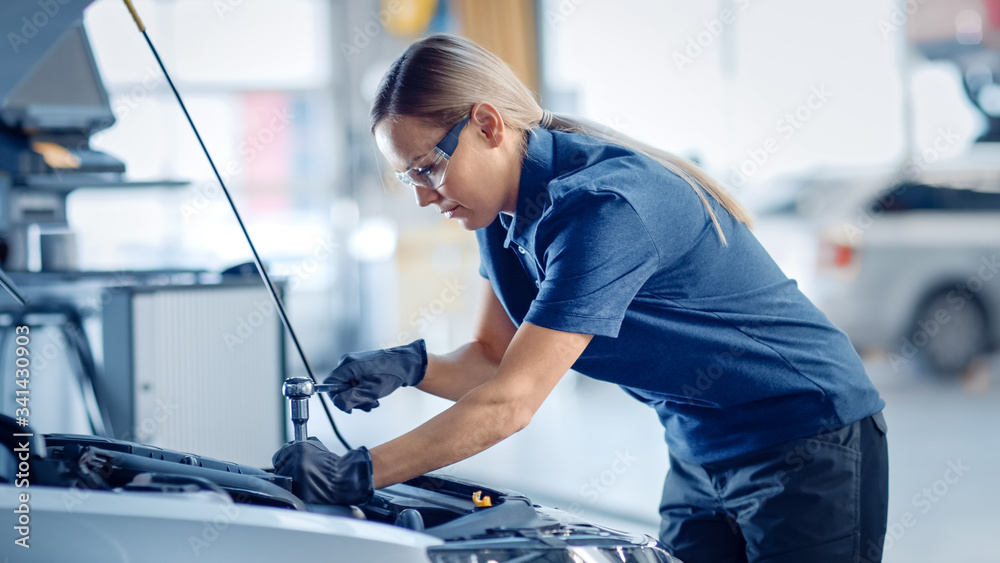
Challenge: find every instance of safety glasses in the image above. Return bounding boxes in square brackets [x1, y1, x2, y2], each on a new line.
[394, 112, 471, 190]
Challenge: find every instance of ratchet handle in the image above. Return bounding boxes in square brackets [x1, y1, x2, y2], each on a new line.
[281, 380, 343, 442]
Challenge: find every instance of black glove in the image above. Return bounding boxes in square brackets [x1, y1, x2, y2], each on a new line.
[271, 437, 374, 506]
[323, 339, 427, 413]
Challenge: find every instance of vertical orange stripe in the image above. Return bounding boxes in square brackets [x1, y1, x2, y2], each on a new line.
[454, 0, 540, 93]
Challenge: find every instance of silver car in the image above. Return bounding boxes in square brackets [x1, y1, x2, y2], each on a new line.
[751, 142, 1000, 376]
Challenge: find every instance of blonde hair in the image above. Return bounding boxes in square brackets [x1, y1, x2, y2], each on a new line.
[371, 34, 753, 244]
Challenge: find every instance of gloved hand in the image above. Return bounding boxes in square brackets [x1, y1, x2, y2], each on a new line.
[271, 437, 374, 506]
[323, 339, 427, 413]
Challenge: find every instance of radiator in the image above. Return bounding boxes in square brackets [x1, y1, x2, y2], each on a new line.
[102, 283, 285, 468]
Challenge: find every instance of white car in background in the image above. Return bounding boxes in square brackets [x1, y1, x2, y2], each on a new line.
[750, 142, 1000, 377]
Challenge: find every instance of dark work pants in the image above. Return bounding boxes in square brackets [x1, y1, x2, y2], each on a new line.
[659, 412, 889, 563]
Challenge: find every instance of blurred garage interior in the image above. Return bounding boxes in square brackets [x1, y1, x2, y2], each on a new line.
[1, 1, 999, 561]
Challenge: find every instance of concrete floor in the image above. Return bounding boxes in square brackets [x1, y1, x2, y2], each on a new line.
[860, 353, 1000, 562]
[331, 352, 1000, 562]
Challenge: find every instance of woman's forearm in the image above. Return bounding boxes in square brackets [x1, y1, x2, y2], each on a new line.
[416, 340, 503, 401]
[370, 376, 529, 488]
[370, 322, 593, 489]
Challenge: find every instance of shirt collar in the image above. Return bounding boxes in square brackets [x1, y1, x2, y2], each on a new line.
[501, 126, 555, 249]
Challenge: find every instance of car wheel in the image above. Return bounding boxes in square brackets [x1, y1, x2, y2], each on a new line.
[912, 290, 990, 377]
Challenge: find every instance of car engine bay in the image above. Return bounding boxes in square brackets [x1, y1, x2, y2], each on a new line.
[1, 414, 679, 562]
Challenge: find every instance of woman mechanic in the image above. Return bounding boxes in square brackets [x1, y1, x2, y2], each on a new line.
[273, 34, 889, 563]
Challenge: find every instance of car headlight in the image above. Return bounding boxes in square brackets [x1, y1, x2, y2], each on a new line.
[427, 544, 682, 562]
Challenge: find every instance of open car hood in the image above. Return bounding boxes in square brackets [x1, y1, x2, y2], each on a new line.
[1, 418, 679, 562]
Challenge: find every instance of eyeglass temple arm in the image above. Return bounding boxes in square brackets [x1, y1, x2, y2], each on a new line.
[436, 113, 472, 156]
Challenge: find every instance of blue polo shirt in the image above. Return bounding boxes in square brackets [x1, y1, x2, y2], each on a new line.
[476, 127, 884, 464]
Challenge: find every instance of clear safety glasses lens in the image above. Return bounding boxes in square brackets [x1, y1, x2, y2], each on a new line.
[395, 148, 451, 190]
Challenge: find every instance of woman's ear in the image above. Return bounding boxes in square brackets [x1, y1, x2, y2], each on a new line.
[471, 102, 505, 148]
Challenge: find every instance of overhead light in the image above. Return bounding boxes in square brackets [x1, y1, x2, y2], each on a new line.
[348, 217, 397, 262]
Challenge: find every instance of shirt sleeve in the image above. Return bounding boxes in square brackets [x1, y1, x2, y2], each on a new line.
[525, 189, 659, 338]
